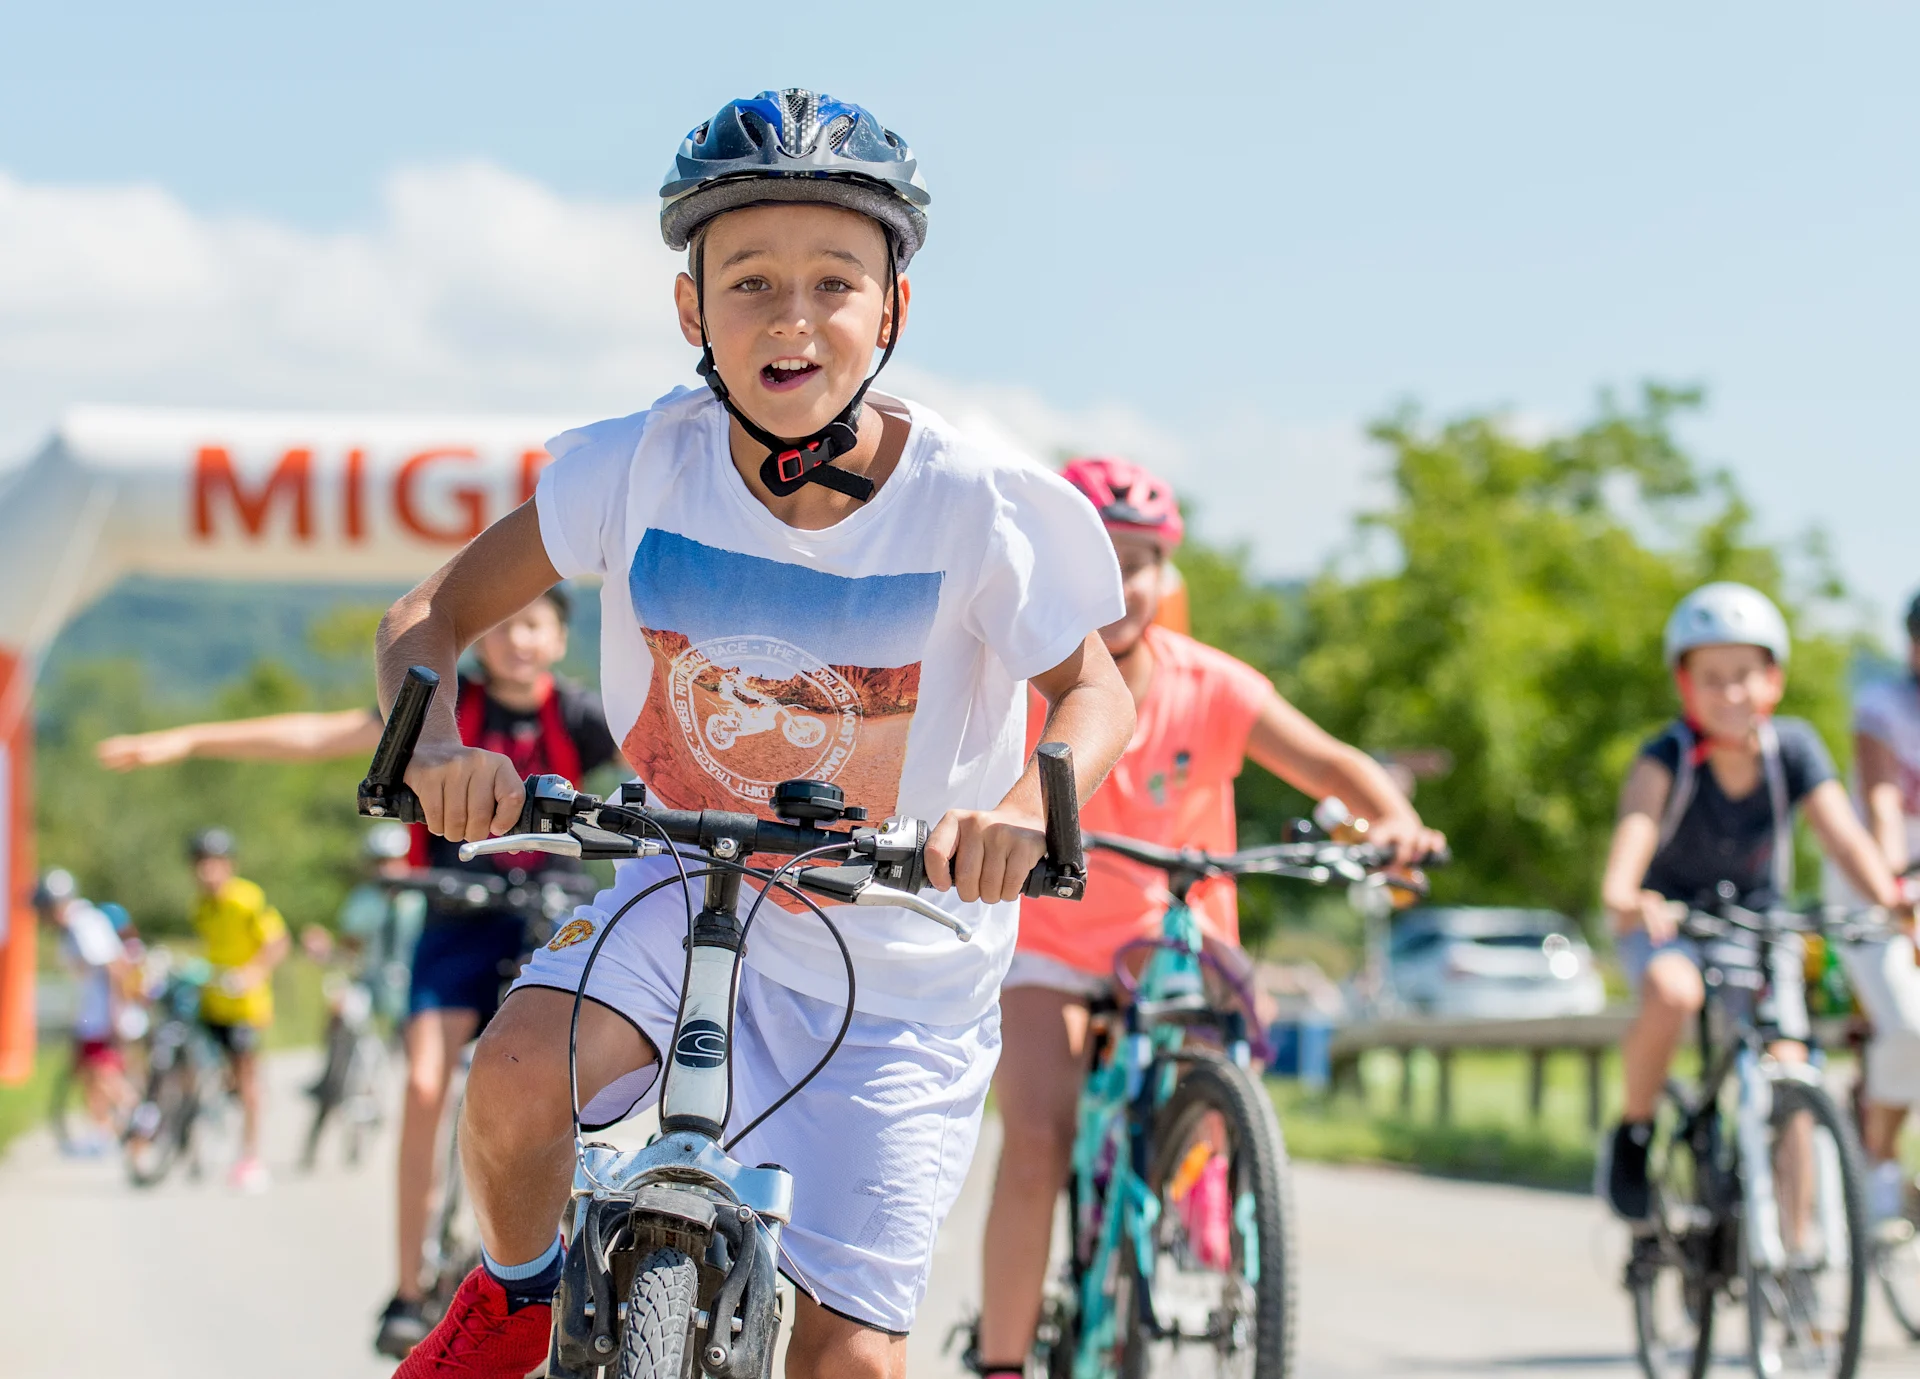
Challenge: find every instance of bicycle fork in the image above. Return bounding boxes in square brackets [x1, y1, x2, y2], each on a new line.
[549, 865, 795, 1379]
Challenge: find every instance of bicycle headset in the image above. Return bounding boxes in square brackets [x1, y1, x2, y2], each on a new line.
[659, 88, 930, 505]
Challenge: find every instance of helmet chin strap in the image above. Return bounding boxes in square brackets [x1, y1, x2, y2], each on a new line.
[693, 238, 901, 504]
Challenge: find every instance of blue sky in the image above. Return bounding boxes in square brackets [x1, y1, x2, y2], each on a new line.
[3, 1, 1916, 637]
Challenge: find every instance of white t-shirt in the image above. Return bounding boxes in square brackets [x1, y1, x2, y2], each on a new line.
[60, 901, 124, 1041]
[536, 387, 1124, 1024]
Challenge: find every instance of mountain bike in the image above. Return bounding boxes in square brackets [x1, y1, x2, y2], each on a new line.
[302, 963, 390, 1171]
[1628, 893, 1871, 1379]
[1018, 828, 1439, 1379]
[359, 666, 1089, 1378]
[124, 957, 236, 1187]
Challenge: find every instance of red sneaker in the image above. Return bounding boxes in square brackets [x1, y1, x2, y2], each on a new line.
[393, 1267, 549, 1378]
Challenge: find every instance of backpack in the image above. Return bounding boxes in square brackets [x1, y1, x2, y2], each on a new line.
[1654, 718, 1794, 901]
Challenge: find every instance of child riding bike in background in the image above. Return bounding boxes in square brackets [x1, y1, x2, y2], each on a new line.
[33, 867, 136, 1155]
[1826, 587, 1920, 1220]
[185, 827, 289, 1193]
[1600, 582, 1914, 1221]
[92, 588, 624, 1355]
[970, 457, 1445, 1378]
[378, 89, 1135, 1379]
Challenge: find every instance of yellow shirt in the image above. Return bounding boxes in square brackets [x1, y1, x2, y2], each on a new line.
[191, 877, 287, 1027]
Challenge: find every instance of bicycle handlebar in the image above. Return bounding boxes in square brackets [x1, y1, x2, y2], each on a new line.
[1084, 831, 1449, 882]
[358, 665, 439, 824]
[356, 665, 1089, 937]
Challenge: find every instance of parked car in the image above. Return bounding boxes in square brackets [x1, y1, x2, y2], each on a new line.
[1388, 907, 1606, 1019]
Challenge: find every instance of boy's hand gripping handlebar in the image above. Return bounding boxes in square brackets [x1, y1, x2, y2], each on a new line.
[357, 665, 439, 824]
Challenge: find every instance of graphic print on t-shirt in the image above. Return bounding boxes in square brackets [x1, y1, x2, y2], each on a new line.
[626, 530, 943, 818]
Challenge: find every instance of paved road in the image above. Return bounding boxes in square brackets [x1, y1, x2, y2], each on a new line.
[6, 1053, 1920, 1377]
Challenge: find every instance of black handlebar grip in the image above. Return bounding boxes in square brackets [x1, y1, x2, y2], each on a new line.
[1023, 741, 1088, 900]
[357, 666, 440, 822]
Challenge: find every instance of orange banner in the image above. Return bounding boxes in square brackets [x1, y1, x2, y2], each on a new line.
[0, 646, 35, 1084]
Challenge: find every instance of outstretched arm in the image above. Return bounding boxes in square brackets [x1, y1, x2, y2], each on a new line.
[1243, 689, 1444, 865]
[925, 632, 1134, 904]
[96, 709, 383, 771]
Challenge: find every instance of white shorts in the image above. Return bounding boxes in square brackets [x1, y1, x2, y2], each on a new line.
[1001, 948, 1111, 1001]
[511, 885, 998, 1334]
[1838, 935, 1920, 1105]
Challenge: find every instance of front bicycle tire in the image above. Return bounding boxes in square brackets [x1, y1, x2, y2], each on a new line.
[1120, 1054, 1295, 1378]
[125, 1059, 196, 1188]
[1874, 1211, 1920, 1340]
[617, 1247, 700, 1379]
[302, 1016, 354, 1170]
[1630, 1085, 1718, 1379]
[1743, 1078, 1867, 1379]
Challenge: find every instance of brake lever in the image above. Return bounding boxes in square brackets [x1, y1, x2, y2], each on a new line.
[794, 866, 975, 942]
[460, 834, 585, 861]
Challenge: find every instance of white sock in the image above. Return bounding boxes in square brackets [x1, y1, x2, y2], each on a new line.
[482, 1232, 563, 1281]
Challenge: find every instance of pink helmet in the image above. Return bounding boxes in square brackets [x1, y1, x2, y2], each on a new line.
[1061, 456, 1184, 550]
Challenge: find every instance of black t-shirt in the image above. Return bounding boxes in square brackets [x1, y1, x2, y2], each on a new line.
[1638, 715, 1835, 907]
[423, 677, 622, 872]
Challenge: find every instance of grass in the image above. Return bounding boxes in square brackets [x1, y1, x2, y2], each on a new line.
[1268, 1046, 1629, 1191]
[0, 1048, 65, 1156]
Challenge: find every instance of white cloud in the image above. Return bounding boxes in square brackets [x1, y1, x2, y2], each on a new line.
[0, 162, 1379, 578]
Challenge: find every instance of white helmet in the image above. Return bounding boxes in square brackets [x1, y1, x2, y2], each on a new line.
[1663, 582, 1790, 669]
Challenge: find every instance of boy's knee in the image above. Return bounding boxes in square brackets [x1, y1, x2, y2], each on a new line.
[1641, 956, 1705, 1016]
[464, 1014, 574, 1155]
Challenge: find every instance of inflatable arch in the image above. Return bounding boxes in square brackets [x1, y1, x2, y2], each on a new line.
[0, 407, 573, 1082]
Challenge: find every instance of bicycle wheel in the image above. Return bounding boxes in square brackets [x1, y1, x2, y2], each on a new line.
[616, 1247, 700, 1379]
[1874, 1195, 1920, 1339]
[302, 1016, 354, 1170]
[1742, 1079, 1867, 1379]
[1118, 1054, 1294, 1378]
[1631, 1088, 1719, 1379]
[125, 1057, 196, 1188]
[423, 1116, 482, 1317]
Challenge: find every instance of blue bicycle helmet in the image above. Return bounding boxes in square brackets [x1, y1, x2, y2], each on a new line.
[660, 89, 929, 266]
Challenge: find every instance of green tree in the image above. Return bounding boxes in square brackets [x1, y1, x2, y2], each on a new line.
[1277, 385, 1853, 921]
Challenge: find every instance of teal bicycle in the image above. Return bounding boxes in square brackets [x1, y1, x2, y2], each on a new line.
[1033, 825, 1436, 1379]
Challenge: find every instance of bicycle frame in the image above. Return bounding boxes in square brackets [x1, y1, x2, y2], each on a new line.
[547, 861, 794, 1379]
[1065, 885, 1256, 1377]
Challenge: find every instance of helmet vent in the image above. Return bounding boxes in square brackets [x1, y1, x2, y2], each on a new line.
[777, 87, 822, 155]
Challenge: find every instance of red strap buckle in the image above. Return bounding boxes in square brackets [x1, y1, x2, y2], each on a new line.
[776, 449, 806, 483]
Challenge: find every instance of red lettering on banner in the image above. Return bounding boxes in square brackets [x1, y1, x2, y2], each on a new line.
[343, 448, 367, 542]
[519, 448, 550, 505]
[193, 446, 313, 540]
[395, 448, 486, 543]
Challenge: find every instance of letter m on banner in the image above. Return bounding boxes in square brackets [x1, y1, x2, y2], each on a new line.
[193, 445, 313, 541]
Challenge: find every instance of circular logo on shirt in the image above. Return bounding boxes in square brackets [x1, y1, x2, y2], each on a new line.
[667, 634, 860, 806]
[673, 1018, 729, 1069]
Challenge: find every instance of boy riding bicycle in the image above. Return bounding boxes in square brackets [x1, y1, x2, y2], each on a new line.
[1827, 587, 1920, 1221]
[186, 827, 289, 1192]
[971, 457, 1444, 1377]
[1600, 582, 1913, 1221]
[378, 89, 1135, 1379]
